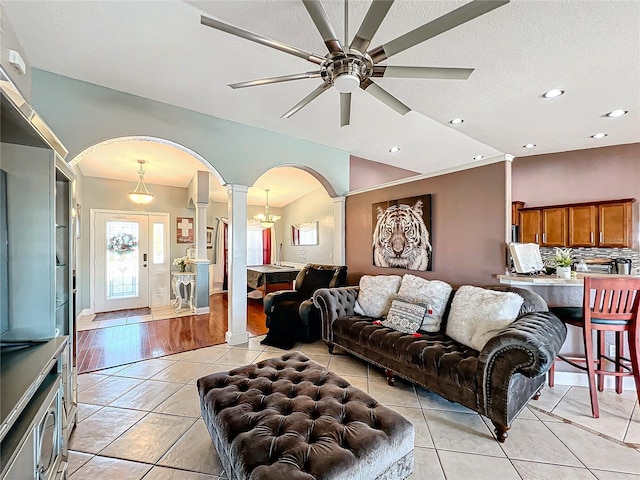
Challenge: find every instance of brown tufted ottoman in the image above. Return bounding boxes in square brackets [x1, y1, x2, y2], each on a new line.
[197, 352, 414, 480]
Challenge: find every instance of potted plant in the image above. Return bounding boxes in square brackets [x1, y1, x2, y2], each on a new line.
[549, 247, 574, 279]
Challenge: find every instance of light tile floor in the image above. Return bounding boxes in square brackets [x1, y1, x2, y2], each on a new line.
[77, 305, 193, 331]
[69, 337, 640, 480]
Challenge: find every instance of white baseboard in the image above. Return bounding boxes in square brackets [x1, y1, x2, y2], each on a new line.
[551, 371, 636, 391]
[194, 306, 210, 314]
[225, 331, 249, 346]
[78, 308, 93, 317]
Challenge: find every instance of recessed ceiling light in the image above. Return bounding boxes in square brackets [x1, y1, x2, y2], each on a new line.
[449, 118, 464, 125]
[523, 144, 536, 149]
[606, 109, 628, 117]
[473, 155, 484, 160]
[591, 133, 608, 139]
[543, 89, 564, 98]
[389, 146, 400, 153]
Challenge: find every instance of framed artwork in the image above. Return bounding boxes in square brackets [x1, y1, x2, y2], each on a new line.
[372, 194, 432, 271]
[186, 247, 197, 260]
[206, 226, 214, 249]
[177, 217, 194, 243]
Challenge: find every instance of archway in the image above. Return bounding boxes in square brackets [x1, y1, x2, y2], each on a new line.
[70, 136, 225, 317]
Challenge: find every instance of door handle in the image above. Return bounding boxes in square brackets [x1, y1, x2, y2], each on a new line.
[542, 233, 546, 244]
[535, 233, 539, 243]
[590, 232, 594, 243]
[142, 264, 147, 268]
[599, 232, 604, 243]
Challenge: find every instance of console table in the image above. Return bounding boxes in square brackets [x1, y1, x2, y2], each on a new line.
[171, 271, 196, 310]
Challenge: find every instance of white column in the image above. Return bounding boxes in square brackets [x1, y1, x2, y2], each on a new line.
[195, 203, 208, 260]
[332, 196, 346, 265]
[226, 184, 250, 345]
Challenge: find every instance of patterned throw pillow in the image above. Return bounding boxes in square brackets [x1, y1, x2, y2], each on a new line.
[397, 274, 452, 332]
[382, 298, 428, 334]
[445, 286, 524, 351]
[353, 275, 403, 318]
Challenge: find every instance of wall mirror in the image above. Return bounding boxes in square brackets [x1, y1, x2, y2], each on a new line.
[291, 221, 318, 246]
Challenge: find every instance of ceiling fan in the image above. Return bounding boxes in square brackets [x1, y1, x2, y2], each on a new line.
[201, 0, 509, 127]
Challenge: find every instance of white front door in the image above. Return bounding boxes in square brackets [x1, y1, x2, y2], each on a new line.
[94, 212, 149, 312]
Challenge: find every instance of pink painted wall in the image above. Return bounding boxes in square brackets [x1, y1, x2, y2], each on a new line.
[512, 143, 640, 206]
[349, 155, 419, 191]
[346, 162, 508, 287]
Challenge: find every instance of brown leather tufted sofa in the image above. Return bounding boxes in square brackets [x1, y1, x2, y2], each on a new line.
[313, 285, 567, 443]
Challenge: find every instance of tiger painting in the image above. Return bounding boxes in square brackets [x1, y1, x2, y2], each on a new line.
[372, 199, 432, 271]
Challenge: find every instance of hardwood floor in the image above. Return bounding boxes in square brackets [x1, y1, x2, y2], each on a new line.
[76, 293, 268, 373]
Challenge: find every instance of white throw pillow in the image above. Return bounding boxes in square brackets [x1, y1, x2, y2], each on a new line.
[397, 274, 453, 332]
[382, 297, 428, 334]
[445, 286, 524, 351]
[354, 275, 402, 318]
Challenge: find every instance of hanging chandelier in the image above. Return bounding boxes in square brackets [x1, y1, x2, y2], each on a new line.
[253, 188, 280, 228]
[128, 159, 154, 205]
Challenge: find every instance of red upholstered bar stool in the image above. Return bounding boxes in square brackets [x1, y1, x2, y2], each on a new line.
[548, 276, 640, 418]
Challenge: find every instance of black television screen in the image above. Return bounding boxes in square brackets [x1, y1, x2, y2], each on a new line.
[1, 169, 8, 336]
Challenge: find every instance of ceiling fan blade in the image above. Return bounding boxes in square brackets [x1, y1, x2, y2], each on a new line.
[201, 15, 325, 65]
[229, 72, 322, 89]
[302, 0, 343, 53]
[349, 0, 394, 54]
[361, 79, 410, 115]
[340, 93, 351, 127]
[367, 0, 509, 63]
[282, 83, 331, 118]
[372, 65, 473, 80]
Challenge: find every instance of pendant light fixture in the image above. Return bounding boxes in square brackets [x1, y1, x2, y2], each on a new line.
[253, 188, 280, 228]
[128, 159, 154, 205]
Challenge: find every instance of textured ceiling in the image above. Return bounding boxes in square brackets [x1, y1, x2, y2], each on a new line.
[3, 0, 639, 187]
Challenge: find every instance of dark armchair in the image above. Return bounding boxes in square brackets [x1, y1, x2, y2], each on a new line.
[261, 264, 347, 349]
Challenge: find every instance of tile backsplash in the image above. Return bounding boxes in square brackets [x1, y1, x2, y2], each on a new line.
[540, 246, 639, 268]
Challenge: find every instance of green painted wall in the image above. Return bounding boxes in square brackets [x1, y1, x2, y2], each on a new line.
[30, 70, 349, 194]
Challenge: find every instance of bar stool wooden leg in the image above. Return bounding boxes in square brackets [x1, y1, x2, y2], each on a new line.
[615, 332, 624, 394]
[548, 360, 555, 387]
[583, 321, 600, 418]
[597, 330, 605, 392]
[629, 324, 640, 406]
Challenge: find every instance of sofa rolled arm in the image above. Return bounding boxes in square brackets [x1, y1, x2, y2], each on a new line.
[478, 311, 567, 379]
[312, 287, 360, 341]
[477, 311, 566, 424]
[263, 290, 299, 314]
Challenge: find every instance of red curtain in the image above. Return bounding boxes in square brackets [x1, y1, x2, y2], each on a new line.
[262, 228, 272, 265]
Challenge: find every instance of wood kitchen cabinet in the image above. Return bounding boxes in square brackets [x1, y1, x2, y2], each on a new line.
[519, 209, 541, 244]
[599, 201, 632, 247]
[541, 207, 567, 247]
[517, 199, 635, 248]
[512, 201, 525, 226]
[568, 205, 597, 247]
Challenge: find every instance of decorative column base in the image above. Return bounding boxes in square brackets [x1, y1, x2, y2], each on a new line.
[225, 331, 249, 346]
[192, 259, 210, 314]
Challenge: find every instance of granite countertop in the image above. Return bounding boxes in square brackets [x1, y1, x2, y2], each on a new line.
[496, 272, 640, 286]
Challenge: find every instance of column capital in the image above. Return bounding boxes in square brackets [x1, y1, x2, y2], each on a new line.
[226, 184, 249, 195]
[332, 196, 346, 205]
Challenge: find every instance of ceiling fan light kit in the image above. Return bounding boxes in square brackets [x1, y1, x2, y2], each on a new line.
[201, 0, 509, 127]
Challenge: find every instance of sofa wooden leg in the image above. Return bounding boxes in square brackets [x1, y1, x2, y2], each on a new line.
[326, 342, 335, 355]
[533, 388, 542, 400]
[385, 369, 395, 386]
[492, 422, 510, 443]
